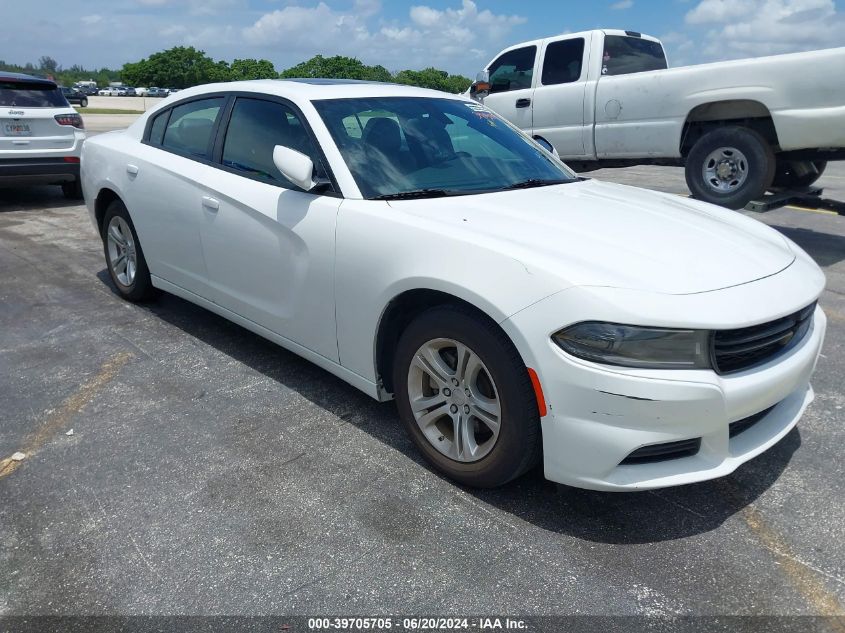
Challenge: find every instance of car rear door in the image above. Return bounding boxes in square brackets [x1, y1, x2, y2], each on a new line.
[124, 95, 227, 298]
[196, 95, 341, 361]
[0, 79, 77, 155]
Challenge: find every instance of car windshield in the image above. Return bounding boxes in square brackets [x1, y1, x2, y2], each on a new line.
[0, 81, 68, 107]
[313, 96, 576, 199]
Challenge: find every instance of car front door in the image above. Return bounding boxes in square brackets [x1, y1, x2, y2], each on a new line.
[530, 34, 592, 158]
[481, 45, 538, 133]
[196, 95, 341, 361]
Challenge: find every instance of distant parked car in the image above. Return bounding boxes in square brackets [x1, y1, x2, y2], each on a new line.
[60, 86, 88, 107]
[98, 86, 120, 96]
[121, 87, 137, 97]
[74, 84, 99, 96]
[135, 87, 148, 96]
[146, 87, 168, 98]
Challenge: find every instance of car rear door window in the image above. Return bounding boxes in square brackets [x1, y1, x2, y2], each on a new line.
[541, 38, 585, 85]
[0, 81, 68, 107]
[161, 97, 224, 159]
[488, 46, 537, 93]
[221, 97, 322, 188]
[602, 36, 668, 76]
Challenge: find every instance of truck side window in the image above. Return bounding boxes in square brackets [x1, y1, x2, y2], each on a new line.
[602, 36, 668, 76]
[488, 46, 537, 94]
[541, 38, 585, 85]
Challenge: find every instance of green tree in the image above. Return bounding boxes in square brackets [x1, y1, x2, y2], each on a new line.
[122, 46, 231, 88]
[38, 55, 59, 73]
[279, 55, 392, 82]
[394, 67, 472, 93]
[229, 58, 277, 81]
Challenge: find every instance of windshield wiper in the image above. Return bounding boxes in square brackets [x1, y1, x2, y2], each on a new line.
[501, 178, 572, 191]
[372, 189, 458, 201]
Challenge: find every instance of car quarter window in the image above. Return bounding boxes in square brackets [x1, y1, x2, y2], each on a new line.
[160, 97, 224, 158]
[221, 97, 323, 188]
[148, 110, 169, 146]
[541, 38, 585, 85]
[602, 35, 668, 76]
[488, 46, 537, 94]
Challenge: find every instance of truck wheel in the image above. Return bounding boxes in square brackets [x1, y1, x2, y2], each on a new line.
[771, 160, 827, 189]
[685, 127, 775, 210]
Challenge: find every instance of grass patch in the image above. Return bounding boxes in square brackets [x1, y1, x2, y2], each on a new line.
[75, 108, 145, 115]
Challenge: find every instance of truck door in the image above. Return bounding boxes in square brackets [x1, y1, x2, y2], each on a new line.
[531, 34, 592, 158]
[482, 44, 538, 133]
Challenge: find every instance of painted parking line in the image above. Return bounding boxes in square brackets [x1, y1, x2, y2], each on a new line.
[0, 351, 133, 479]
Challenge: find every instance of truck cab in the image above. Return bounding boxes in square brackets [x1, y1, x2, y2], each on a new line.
[480, 30, 666, 161]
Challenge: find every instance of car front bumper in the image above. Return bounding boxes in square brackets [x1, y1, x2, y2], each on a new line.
[502, 256, 827, 491]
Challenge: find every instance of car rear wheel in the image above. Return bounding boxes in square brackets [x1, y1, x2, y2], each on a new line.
[102, 200, 155, 302]
[685, 126, 775, 210]
[393, 305, 541, 488]
[80, 97, 88, 108]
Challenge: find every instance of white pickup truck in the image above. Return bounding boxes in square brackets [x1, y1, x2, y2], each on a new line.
[470, 29, 845, 208]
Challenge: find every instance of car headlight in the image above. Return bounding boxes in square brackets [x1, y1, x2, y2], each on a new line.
[552, 322, 712, 369]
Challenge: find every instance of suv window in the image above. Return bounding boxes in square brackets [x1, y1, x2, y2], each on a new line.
[161, 97, 224, 158]
[488, 46, 537, 94]
[0, 81, 68, 107]
[602, 36, 667, 76]
[542, 38, 585, 85]
[222, 97, 322, 188]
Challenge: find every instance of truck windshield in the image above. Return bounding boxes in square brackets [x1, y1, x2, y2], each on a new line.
[0, 81, 68, 107]
[313, 97, 576, 199]
[602, 36, 667, 76]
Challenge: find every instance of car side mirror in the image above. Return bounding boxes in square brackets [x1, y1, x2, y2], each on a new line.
[273, 145, 317, 192]
[469, 70, 490, 101]
[533, 137, 558, 157]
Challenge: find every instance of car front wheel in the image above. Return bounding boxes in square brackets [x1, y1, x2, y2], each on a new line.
[80, 97, 88, 107]
[393, 305, 541, 488]
[102, 200, 155, 302]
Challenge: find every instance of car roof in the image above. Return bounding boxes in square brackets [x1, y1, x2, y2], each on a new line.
[0, 71, 57, 86]
[165, 78, 464, 103]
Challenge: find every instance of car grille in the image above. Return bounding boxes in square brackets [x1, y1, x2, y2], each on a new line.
[712, 302, 816, 374]
[729, 405, 776, 438]
[620, 438, 701, 465]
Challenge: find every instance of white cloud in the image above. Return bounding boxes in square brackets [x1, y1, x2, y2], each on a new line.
[242, 0, 525, 71]
[611, 0, 634, 9]
[685, 0, 844, 59]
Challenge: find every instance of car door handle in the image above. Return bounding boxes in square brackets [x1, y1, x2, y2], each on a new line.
[126, 164, 139, 176]
[201, 196, 220, 211]
[515, 98, 531, 108]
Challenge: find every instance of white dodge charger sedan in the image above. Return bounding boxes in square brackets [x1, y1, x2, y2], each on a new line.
[81, 79, 826, 491]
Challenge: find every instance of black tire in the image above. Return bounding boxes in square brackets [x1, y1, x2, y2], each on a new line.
[771, 160, 827, 189]
[393, 305, 542, 488]
[61, 180, 83, 200]
[101, 199, 156, 302]
[80, 97, 88, 108]
[685, 126, 775, 210]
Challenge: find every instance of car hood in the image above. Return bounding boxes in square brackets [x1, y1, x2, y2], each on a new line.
[390, 179, 796, 295]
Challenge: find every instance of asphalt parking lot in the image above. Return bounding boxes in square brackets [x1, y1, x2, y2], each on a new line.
[1, 117, 844, 619]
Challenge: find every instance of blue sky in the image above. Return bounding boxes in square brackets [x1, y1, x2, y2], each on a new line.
[4, 0, 844, 75]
